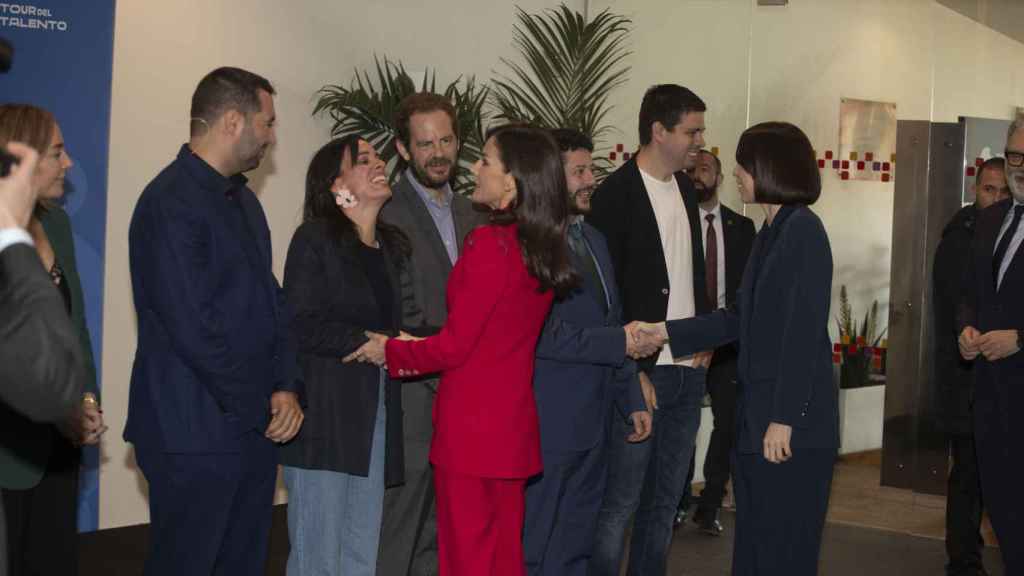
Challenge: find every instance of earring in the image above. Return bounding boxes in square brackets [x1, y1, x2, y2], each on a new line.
[333, 187, 358, 208]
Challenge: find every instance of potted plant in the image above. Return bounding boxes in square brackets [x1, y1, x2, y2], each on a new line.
[833, 285, 887, 388]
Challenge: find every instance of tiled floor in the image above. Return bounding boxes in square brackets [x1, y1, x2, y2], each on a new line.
[81, 454, 1006, 575]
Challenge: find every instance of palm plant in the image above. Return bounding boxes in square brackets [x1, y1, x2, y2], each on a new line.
[313, 57, 489, 194]
[491, 4, 632, 176]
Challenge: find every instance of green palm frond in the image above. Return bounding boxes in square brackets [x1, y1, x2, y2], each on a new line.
[313, 56, 489, 194]
[491, 4, 631, 180]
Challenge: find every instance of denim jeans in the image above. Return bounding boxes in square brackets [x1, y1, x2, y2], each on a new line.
[283, 377, 387, 576]
[590, 365, 706, 576]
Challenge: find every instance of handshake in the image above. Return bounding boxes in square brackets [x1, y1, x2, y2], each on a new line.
[624, 321, 668, 359]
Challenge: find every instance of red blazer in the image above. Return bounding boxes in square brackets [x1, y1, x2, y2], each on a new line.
[386, 224, 553, 479]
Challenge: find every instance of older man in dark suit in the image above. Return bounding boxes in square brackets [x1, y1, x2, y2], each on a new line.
[959, 119, 1024, 574]
[126, 67, 303, 576]
[377, 92, 486, 576]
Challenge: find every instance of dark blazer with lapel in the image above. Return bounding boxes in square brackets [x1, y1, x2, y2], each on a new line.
[126, 145, 299, 454]
[0, 243, 82, 423]
[959, 198, 1024, 441]
[586, 157, 711, 368]
[708, 203, 756, 366]
[533, 222, 644, 457]
[0, 207, 98, 490]
[664, 206, 837, 454]
[278, 220, 409, 486]
[380, 173, 485, 330]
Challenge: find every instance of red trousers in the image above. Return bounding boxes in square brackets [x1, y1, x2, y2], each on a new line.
[433, 466, 527, 576]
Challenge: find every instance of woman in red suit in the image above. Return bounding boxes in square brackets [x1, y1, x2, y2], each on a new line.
[382, 124, 576, 575]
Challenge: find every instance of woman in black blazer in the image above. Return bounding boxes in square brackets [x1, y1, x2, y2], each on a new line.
[636, 122, 837, 575]
[280, 135, 421, 575]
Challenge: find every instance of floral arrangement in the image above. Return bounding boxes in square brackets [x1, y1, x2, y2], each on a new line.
[833, 286, 887, 388]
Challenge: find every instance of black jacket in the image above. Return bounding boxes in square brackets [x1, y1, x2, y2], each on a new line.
[710, 203, 757, 366]
[279, 220, 419, 486]
[586, 157, 712, 370]
[932, 204, 977, 436]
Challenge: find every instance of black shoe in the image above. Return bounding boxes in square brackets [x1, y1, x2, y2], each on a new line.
[692, 507, 724, 537]
[673, 506, 689, 529]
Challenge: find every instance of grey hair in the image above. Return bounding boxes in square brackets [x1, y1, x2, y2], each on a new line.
[1008, 117, 1024, 142]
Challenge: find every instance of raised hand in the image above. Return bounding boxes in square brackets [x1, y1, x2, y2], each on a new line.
[625, 321, 668, 359]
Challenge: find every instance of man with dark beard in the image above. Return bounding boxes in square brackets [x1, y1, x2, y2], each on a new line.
[675, 149, 755, 536]
[523, 128, 653, 576]
[377, 92, 486, 576]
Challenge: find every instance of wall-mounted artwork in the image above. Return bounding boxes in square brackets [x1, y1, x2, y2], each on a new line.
[838, 98, 897, 183]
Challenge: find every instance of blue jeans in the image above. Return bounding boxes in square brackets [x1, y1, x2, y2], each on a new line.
[590, 365, 706, 576]
[283, 377, 387, 576]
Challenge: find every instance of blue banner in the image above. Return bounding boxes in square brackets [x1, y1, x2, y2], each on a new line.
[2, 0, 116, 531]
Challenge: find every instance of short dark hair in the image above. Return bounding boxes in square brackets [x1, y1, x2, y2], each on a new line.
[699, 149, 721, 174]
[190, 67, 275, 136]
[485, 123, 578, 298]
[394, 92, 458, 149]
[638, 84, 706, 146]
[736, 122, 821, 205]
[550, 128, 593, 154]
[976, 156, 1006, 186]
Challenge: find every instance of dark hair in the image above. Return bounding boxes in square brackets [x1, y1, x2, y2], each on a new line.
[550, 128, 593, 154]
[485, 124, 577, 297]
[638, 84, 706, 146]
[190, 67, 275, 137]
[699, 149, 721, 174]
[976, 156, 1006, 186]
[304, 135, 409, 259]
[394, 92, 458, 150]
[735, 122, 821, 205]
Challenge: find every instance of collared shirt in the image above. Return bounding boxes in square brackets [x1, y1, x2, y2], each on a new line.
[0, 228, 32, 254]
[407, 168, 458, 264]
[639, 168, 695, 367]
[994, 199, 1024, 289]
[699, 202, 726, 309]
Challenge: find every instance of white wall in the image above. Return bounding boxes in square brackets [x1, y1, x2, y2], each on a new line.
[100, 0, 582, 530]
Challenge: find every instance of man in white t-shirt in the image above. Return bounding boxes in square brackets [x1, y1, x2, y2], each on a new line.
[587, 84, 713, 576]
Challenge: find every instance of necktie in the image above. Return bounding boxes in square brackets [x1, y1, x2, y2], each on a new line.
[993, 205, 1024, 289]
[705, 213, 718, 308]
[569, 222, 608, 312]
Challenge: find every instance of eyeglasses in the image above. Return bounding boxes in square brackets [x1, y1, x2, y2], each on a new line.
[1006, 149, 1024, 167]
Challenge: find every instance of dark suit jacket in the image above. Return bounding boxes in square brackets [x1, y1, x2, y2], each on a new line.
[709, 203, 756, 366]
[0, 242, 82, 422]
[586, 157, 711, 370]
[387, 224, 552, 479]
[664, 206, 837, 454]
[533, 222, 644, 457]
[0, 207, 99, 489]
[381, 173, 485, 330]
[125, 145, 299, 454]
[933, 204, 978, 436]
[959, 198, 1024, 443]
[278, 220, 412, 486]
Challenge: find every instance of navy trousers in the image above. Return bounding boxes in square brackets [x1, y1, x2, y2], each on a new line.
[135, 430, 277, 576]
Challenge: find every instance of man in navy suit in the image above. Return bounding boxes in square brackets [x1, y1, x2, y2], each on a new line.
[125, 67, 304, 576]
[523, 129, 653, 576]
[959, 119, 1024, 574]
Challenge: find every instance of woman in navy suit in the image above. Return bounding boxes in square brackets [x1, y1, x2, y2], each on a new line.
[637, 122, 837, 575]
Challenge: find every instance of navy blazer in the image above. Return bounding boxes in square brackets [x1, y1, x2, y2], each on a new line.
[533, 222, 644, 456]
[125, 145, 299, 454]
[664, 206, 837, 454]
